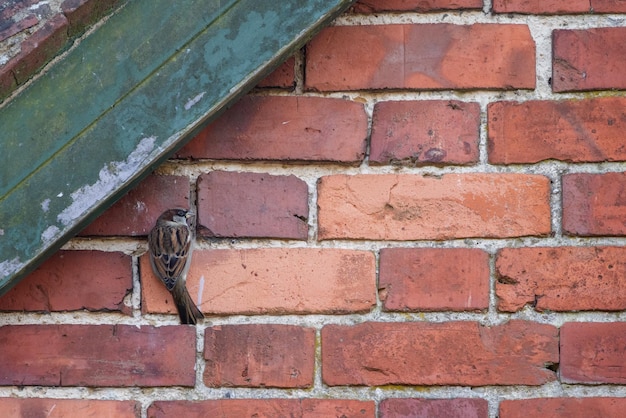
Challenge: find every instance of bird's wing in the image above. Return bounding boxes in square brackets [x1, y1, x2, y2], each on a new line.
[148, 224, 191, 290]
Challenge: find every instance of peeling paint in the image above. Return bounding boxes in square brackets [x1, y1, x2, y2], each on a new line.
[41, 225, 60, 244]
[0, 257, 24, 280]
[184, 92, 206, 110]
[57, 137, 156, 226]
[197, 274, 205, 305]
[41, 198, 51, 212]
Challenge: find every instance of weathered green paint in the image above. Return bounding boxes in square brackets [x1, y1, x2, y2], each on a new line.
[0, 0, 355, 293]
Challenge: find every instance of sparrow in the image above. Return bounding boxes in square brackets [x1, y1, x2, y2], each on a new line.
[148, 208, 204, 325]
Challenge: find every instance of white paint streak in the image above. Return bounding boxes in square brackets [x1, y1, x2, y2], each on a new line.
[41, 198, 51, 212]
[0, 229, 4, 236]
[184, 92, 205, 110]
[0, 257, 24, 279]
[46, 404, 56, 417]
[57, 192, 63, 198]
[57, 137, 156, 226]
[41, 225, 60, 244]
[197, 274, 205, 305]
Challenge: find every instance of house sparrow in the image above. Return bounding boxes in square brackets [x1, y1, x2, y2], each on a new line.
[148, 208, 204, 325]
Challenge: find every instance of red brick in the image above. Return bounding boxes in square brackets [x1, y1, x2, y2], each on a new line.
[196, 171, 308, 239]
[0, 250, 131, 313]
[591, 0, 626, 13]
[492, 0, 590, 14]
[370, 100, 480, 166]
[379, 248, 489, 311]
[141, 248, 376, 315]
[352, 0, 482, 13]
[148, 399, 375, 418]
[496, 247, 626, 312]
[322, 321, 558, 386]
[500, 398, 626, 418]
[380, 398, 488, 418]
[553, 28, 626, 92]
[562, 173, 626, 236]
[61, 0, 122, 37]
[488, 98, 626, 164]
[317, 174, 551, 240]
[0, 14, 38, 42]
[561, 322, 626, 384]
[256, 56, 295, 88]
[0, 398, 139, 418]
[0, 63, 18, 101]
[305, 24, 535, 91]
[204, 324, 315, 388]
[0, 325, 196, 387]
[177, 96, 367, 162]
[80, 174, 189, 236]
[12, 14, 69, 84]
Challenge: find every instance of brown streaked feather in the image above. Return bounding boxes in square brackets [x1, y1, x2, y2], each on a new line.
[148, 219, 192, 291]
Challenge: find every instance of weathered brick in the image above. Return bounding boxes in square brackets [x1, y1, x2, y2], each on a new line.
[0, 63, 18, 101]
[488, 98, 626, 163]
[148, 399, 375, 418]
[80, 174, 189, 236]
[561, 322, 626, 384]
[196, 171, 308, 239]
[317, 174, 551, 240]
[0, 325, 196, 387]
[553, 28, 626, 92]
[500, 398, 626, 418]
[12, 14, 69, 84]
[380, 398, 488, 418]
[0, 250, 131, 313]
[492, 0, 590, 14]
[352, 0, 482, 12]
[0, 398, 139, 418]
[141, 248, 376, 315]
[305, 24, 535, 91]
[204, 324, 315, 388]
[591, 0, 626, 13]
[256, 56, 295, 88]
[0, 14, 38, 42]
[562, 173, 626, 236]
[176, 96, 367, 163]
[322, 321, 558, 386]
[61, 0, 122, 37]
[379, 248, 490, 311]
[496, 247, 626, 312]
[370, 100, 480, 166]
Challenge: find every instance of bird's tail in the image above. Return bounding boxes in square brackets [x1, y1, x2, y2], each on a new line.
[172, 284, 204, 325]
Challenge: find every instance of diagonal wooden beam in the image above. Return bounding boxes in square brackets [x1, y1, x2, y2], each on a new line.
[0, 0, 355, 294]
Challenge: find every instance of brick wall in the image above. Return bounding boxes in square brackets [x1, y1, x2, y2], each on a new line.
[2, 1, 626, 417]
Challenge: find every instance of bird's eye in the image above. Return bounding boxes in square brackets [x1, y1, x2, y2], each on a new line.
[176, 209, 186, 217]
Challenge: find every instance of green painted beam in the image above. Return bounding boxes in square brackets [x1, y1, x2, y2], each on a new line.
[0, 0, 355, 294]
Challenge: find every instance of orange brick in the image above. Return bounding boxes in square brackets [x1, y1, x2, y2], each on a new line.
[380, 398, 488, 418]
[141, 248, 376, 315]
[561, 322, 626, 384]
[0, 325, 196, 386]
[81, 174, 189, 236]
[322, 321, 558, 386]
[204, 324, 315, 388]
[496, 247, 626, 312]
[317, 174, 551, 240]
[148, 399, 375, 418]
[0, 398, 139, 418]
[306, 24, 535, 91]
[591, 0, 626, 12]
[553, 28, 626, 92]
[500, 398, 626, 418]
[488, 98, 626, 163]
[352, 0, 482, 12]
[492, 0, 590, 14]
[196, 171, 308, 239]
[0, 251, 131, 313]
[370, 100, 480, 166]
[256, 56, 295, 88]
[379, 248, 489, 311]
[177, 96, 367, 163]
[562, 173, 626, 236]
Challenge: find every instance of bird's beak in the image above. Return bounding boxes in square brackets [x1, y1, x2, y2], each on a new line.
[185, 212, 195, 219]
